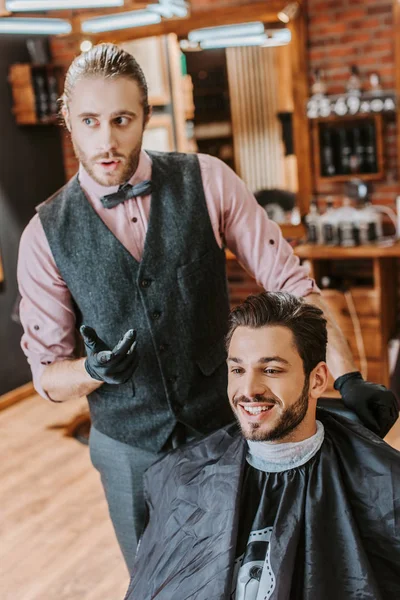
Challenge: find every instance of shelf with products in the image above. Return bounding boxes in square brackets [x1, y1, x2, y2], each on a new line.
[311, 113, 384, 185]
[294, 243, 400, 387]
[8, 63, 64, 125]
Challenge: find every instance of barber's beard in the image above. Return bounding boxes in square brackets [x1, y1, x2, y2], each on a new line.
[71, 135, 143, 187]
[236, 379, 310, 442]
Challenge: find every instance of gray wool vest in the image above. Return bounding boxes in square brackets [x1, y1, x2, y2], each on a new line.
[37, 151, 233, 452]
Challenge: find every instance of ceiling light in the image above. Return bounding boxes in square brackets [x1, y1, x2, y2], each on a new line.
[191, 28, 291, 50]
[81, 9, 160, 33]
[188, 22, 264, 43]
[277, 2, 299, 24]
[147, 0, 188, 18]
[0, 16, 71, 34]
[262, 28, 291, 45]
[179, 39, 200, 51]
[200, 34, 268, 49]
[6, 0, 123, 11]
[80, 39, 93, 52]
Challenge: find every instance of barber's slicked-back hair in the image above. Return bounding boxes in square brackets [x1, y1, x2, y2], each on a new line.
[61, 43, 150, 117]
[226, 292, 327, 376]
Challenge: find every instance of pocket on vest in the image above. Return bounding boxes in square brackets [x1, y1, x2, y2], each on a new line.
[177, 250, 229, 341]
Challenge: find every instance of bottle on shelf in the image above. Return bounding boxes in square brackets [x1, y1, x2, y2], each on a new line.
[320, 198, 339, 245]
[336, 128, 352, 175]
[32, 70, 49, 120]
[311, 68, 327, 97]
[47, 72, 59, 116]
[363, 124, 378, 173]
[346, 64, 362, 96]
[358, 202, 383, 244]
[320, 129, 336, 177]
[336, 197, 360, 247]
[350, 127, 366, 174]
[305, 201, 321, 244]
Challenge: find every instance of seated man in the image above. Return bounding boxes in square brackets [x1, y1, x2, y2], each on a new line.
[125, 292, 400, 600]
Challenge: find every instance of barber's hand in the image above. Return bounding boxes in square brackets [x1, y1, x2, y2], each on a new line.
[80, 325, 138, 385]
[334, 371, 399, 438]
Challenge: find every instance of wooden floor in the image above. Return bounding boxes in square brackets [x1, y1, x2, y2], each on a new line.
[0, 394, 129, 600]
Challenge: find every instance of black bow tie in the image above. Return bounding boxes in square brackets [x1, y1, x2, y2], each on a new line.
[100, 180, 152, 209]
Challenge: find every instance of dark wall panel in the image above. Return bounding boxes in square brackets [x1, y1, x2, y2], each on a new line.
[0, 36, 66, 395]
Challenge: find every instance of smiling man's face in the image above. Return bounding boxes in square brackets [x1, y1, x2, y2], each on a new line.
[227, 325, 325, 443]
[65, 76, 149, 186]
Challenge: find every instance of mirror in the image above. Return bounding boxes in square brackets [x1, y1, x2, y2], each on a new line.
[84, 1, 312, 233]
[182, 40, 299, 225]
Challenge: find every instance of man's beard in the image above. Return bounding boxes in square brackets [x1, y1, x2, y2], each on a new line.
[71, 134, 143, 187]
[234, 379, 310, 442]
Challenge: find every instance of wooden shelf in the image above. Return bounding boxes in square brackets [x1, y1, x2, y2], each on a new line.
[316, 172, 383, 184]
[294, 241, 400, 260]
[8, 63, 64, 126]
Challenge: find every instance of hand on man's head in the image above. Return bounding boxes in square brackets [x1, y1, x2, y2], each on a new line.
[80, 325, 138, 385]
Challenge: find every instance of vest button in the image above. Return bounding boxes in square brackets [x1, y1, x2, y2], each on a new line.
[140, 279, 152, 288]
[159, 343, 168, 352]
[152, 311, 161, 320]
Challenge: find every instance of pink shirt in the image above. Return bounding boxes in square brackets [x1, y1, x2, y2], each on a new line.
[17, 151, 318, 399]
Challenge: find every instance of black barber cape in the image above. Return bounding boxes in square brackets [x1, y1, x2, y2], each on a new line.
[124, 410, 400, 600]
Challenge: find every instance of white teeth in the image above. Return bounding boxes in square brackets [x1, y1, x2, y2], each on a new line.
[243, 405, 272, 415]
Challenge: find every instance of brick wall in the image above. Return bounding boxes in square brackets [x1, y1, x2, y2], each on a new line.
[308, 0, 398, 206]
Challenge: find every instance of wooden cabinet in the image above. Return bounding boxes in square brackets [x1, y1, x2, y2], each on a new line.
[8, 64, 64, 125]
[311, 113, 384, 186]
[294, 243, 399, 387]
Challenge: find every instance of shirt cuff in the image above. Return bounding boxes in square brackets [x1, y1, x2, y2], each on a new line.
[291, 278, 321, 298]
[31, 360, 64, 402]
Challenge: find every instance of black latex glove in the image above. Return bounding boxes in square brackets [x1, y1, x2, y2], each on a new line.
[334, 371, 399, 438]
[80, 325, 138, 385]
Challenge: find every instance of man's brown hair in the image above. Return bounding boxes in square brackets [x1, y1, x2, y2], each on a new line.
[226, 292, 327, 376]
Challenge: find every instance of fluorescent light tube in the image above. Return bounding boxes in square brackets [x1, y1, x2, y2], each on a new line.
[188, 22, 264, 43]
[147, 2, 188, 18]
[198, 29, 291, 49]
[82, 9, 160, 32]
[0, 17, 72, 34]
[264, 28, 291, 44]
[147, 4, 174, 18]
[6, 0, 123, 11]
[200, 34, 268, 49]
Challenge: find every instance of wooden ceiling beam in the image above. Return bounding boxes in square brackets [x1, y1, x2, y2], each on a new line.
[1, 1, 148, 20]
[77, 1, 287, 45]
[0, 0, 10, 16]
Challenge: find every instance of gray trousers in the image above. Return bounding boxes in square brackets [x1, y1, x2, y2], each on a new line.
[89, 426, 163, 574]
